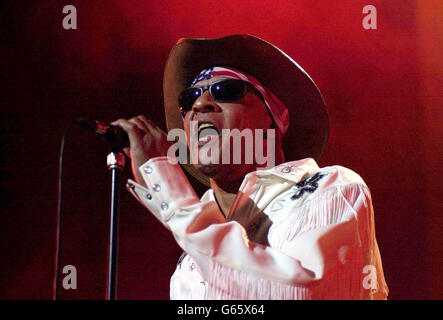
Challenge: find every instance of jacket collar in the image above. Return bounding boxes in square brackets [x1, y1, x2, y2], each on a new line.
[249, 158, 319, 184]
[201, 158, 319, 202]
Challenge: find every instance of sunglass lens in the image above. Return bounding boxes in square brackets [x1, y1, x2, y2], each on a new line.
[179, 88, 201, 111]
[211, 80, 246, 102]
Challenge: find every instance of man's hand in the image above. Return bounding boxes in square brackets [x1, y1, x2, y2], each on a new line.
[111, 115, 172, 186]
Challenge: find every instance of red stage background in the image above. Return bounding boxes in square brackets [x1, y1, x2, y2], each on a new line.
[0, 0, 441, 299]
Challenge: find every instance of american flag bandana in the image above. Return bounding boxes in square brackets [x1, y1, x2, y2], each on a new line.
[189, 66, 290, 137]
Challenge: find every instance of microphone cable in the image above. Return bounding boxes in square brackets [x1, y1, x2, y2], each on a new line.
[53, 120, 75, 300]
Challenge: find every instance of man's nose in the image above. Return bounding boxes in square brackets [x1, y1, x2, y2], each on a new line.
[192, 91, 221, 113]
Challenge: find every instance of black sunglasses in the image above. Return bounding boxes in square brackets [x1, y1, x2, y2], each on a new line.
[178, 79, 261, 113]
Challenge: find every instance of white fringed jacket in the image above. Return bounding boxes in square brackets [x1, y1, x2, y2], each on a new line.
[127, 157, 389, 300]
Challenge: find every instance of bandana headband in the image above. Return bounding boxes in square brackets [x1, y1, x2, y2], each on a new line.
[190, 66, 290, 136]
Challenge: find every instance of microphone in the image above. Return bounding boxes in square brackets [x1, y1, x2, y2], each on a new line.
[74, 118, 129, 149]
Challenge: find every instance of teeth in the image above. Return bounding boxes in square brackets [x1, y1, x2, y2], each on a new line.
[198, 123, 219, 135]
[198, 123, 217, 131]
[198, 122, 219, 142]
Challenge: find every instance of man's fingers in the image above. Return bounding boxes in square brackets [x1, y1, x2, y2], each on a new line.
[135, 115, 159, 132]
[112, 118, 139, 132]
[136, 115, 167, 138]
[136, 115, 153, 126]
[128, 116, 150, 132]
[111, 118, 134, 130]
[111, 118, 144, 142]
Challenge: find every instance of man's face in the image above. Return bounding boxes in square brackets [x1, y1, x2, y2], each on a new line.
[183, 76, 273, 183]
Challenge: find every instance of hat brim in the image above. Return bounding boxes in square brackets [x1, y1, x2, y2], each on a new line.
[163, 34, 329, 186]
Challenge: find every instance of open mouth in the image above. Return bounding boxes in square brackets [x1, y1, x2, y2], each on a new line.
[198, 122, 220, 143]
[198, 122, 220, 147]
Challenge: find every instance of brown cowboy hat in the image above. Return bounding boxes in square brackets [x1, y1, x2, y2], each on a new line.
[163, 34, 329, 186]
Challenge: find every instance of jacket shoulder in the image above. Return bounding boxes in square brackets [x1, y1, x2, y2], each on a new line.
[316, 165, 367, 189]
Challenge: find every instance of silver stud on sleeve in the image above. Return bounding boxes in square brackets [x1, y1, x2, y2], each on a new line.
[146, 193, 152, 200]
[161, 202, 168, 211]
[153, 184, 161, 192]
[143, 166, 153, 174]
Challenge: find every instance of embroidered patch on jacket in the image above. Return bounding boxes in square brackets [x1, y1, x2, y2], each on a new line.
[290, 172, 326, 200]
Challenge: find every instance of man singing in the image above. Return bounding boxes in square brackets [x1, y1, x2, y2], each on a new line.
[112, 35, 388, 299]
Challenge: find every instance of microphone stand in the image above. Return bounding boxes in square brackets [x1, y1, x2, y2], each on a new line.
[106, 149, 125, 300]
